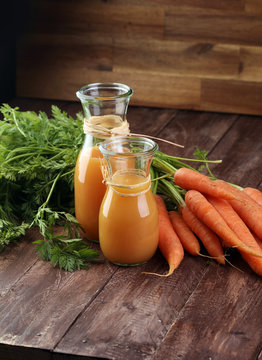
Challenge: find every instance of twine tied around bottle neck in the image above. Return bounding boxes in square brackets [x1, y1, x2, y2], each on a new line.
[83, 115, 130, 138]
[83, 115, 184, 148]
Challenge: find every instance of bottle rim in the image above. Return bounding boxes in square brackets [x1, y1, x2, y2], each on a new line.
[99, 136, 158, 157]
[76, 82, 133, 101]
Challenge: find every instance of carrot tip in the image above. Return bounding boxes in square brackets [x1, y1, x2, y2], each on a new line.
[142, 270, 174, 277]
[197, 252, 226, 265]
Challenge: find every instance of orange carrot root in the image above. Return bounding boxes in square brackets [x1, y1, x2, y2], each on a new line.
[169, 210, 200, 256]
[244, 187, 262, 208]
[185, 190, 262, 259]
[206, 194, 262, 276]
[216, 180, 262, 239]
[251, 232, 262, 250]
[174, 168, 235, 200]
[181, 205, 225, 264]
[150, 195, 184, 277]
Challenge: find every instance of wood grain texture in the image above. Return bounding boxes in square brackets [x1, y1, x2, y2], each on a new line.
[24, 1, 164, 39]
[165, 13, 262, 46]
[114, 39, 240, 79]
[0, 230, 39, 298]
[55, 255, 209, 359]
[245, 0, 262, 14]
[201, 79, 262, 115]
[239, 46, 262, 82]
[207, 115, 262, 187]
[17, 67, 202, 109]
[0, 242, 116, 349]
[16, 0, 262, 115]
[155, 110, 238, 156]
[153, 260, 262, 360]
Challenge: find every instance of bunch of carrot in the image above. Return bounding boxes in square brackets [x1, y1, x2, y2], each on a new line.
[150, 165, 262, 277]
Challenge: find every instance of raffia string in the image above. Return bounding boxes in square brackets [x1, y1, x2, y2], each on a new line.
[83, 115, 130, 138]
[83, 115, 184, 148]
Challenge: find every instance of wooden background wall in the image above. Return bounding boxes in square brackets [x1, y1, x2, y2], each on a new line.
[16, 0, 262, 115]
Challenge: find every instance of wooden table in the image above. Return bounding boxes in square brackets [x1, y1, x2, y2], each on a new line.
[1, 98, 262, 360]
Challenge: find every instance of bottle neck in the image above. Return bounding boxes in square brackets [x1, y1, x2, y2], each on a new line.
[82, 133, 104, 149]
[83, 115, 130, 140]
[107, 174, 151, 197]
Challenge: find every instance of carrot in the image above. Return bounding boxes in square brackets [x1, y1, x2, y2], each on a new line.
[181, 205, 225, 264]
[206, 195, 262, 276]
[216, 180, 262, 239]
[150, 194, 184, 277]
[243, 187, 262, 207]
[169, 210, 201, 256]
[185, 190, 262, 259]
[174, 168, 235, 200]
[253, 233, 262, 250]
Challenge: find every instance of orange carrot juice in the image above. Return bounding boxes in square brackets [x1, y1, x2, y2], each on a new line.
[99, 172, 159, 265]
[74, 145, 106, 241]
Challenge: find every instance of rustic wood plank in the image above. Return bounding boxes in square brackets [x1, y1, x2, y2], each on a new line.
[154, 110, 238, 156]
[0, 229, 39, 298]
[239, 45, 262, 82]
[164, 0, 246, 12]
[17, 34, 113, 73]
[0, 251, 116, 350]
[54, 254, 209, 359]
[106, 0, 246, 13]
[153, 259, 262, 360]
[19, 33, 262, 93]
[208, 115, 262, 187]
[201, 79, 262, 116]
[24, 1, 164, 39]
[245, 0, 262, 14]
[165, 13, 262, 46]
[127, 106, 177, 136]
[114, 39, 240, 80]
[17, 67, 201, 110]
[15, 0, 262, 115]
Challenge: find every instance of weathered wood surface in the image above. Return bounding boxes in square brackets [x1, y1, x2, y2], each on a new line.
[16, 0, 262, 115]
[0, 98, 262, 360]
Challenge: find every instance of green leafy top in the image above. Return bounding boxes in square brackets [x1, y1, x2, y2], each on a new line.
[0, 104, 99, 271]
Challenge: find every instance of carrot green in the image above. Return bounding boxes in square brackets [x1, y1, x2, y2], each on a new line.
[0, 104, 98, 271]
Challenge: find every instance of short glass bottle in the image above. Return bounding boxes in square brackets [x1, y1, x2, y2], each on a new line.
[99, 136, 159, 266]
[75, 83, 133, 242]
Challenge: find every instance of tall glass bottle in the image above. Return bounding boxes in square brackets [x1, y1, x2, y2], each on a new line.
[99, 136, 159, 265]
[75, 83, 133, 242]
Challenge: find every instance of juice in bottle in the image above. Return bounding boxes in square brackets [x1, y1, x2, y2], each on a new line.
[74, 143, 106, 241]
[99, 172, 159, 265]
[99, 136, 159, 265]
[75, 83, 133, 242]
